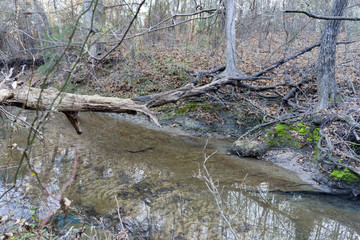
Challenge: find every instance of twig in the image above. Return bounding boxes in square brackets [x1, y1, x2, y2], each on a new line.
[114, 196, 125, 232]
[200, 151, 238, 240]
[0, 107, 46, 142]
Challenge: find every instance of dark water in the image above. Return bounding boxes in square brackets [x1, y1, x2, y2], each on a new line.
[0, 112, 360, 239]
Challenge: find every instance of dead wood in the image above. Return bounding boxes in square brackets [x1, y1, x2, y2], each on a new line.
[133, 76, 275, 108]
[0, 87, 160, 134]
[133, 41, 323, 108]
[283, 75, 312, 102]
[190, 66, 225, 85]
[134, 40, 356, 109]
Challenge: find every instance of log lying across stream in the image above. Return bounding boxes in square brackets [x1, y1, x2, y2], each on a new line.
[0, 87, 160, 134]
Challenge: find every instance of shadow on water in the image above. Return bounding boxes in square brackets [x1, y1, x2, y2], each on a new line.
[0, 111, 360, 239]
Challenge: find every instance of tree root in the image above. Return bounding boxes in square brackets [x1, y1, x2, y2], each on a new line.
[316, 114, 360, 178]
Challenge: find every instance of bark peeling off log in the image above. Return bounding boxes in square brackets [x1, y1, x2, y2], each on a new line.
[1, 87, 160, 134]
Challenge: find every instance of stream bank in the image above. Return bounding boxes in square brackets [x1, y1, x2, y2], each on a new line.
[124, 103, 360, 198]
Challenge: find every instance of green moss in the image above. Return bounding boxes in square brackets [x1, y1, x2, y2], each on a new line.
[298, 126, 309, 135]
[158, 112, 175, 120]
[330, 168, 360, 184]
[175, 102, 199, 115]
[265, 123, 301, 148]
[265, 123, 321, 149]
[174, 101, 219, 115]
[307, 128, 320, 142]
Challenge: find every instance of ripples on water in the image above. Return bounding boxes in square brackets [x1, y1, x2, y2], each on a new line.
[0, 112, 359, 239]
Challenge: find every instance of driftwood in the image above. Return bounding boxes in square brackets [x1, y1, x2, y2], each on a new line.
[133, 76, 276, 108]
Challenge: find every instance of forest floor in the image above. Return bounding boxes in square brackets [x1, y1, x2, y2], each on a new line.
[18, 32, 360, 196]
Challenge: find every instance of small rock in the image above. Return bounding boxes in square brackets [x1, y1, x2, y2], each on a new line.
[230, 138, 268, 158]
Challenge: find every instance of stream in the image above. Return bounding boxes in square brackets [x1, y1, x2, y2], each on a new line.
[0, 111, 360, 239]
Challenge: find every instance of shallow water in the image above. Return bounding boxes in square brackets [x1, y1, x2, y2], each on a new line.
[1, 111, 360, 239]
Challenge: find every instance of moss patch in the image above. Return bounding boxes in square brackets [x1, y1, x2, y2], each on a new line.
[175, 102, 199, 115]
[174, 101, 218, 115]
[265, 123, 320, 149]
[330, 168, 360, 184]
[306, 128, 321, 143]
[265, 123, 301, 148]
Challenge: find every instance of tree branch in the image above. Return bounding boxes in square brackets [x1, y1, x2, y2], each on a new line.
[284, 10, 360, 21]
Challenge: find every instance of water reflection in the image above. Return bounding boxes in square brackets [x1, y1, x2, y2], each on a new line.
[0, 112, 359, 239]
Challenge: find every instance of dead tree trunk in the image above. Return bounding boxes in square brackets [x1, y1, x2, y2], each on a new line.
[317, 0, 348, 109]
[0, 87, 160, 134]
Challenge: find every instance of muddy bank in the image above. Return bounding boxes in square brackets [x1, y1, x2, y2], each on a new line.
[264, 149, 360, 196]
[110, 103, 246, 138]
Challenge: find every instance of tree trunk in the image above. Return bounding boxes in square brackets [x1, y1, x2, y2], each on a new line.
[53, 0, 62, 34]
[221, 0, 243, 77]
[317, 0, 348, 109]
[33, 0, 52, 36]
[84, 0, 105, 62]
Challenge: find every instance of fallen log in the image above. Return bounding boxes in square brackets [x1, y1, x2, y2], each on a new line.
[133, 40, 356, 108]
[0, 87, 160, 135]
[133, 76, 276, 108]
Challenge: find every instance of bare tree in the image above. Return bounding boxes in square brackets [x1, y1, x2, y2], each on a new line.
[316, 0, 349, 109]
[53, 0, 62, 34]
[219, 0, 243, 78]
[33, 0, 51, 36]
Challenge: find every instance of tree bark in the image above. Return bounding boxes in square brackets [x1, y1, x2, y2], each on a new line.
[33, 0, 52, 36]
[84, 0, 105, 62]
[317, 0, 348, 109]
[0, 87, 160, 133]
[53, 0, 62, 34]
[221, 0, 243, 77]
